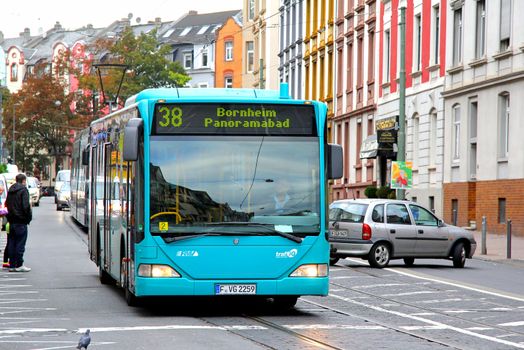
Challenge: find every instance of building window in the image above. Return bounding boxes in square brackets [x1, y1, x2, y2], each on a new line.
[451, 199, 458, 226]
[500, 0, 511, 51]
[202, 50, 208, 67]
[498, 93, 510, 158]
[198, 83, 208, 88]
[433, 5, 440, 65]
[368, 30, 375, 82]
[246, 41, 254, 73]
[183, 53, 192, 69]
[357, 37, 363, 86]
[248, 0, 255, 20]
[225, 41, 233, 61]
[414, 14, 422, 71]
[475, 0, 486, 58]
[225, 76, 233, 88]
[453, 8, 463, 65]
[412, 114, 419, 168]
[384, 30, 391, 82]
[498, 198, 506, 223]
[10, 63, 18, 81]
[453, 104, 461, 160]
[429, 109, 437, 166]
[429, 196, 435, 213]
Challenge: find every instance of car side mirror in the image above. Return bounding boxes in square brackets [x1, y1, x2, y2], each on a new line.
[123, 118, 143, 161]
[327, 143, 343, 180]
[438, 219, 444, 227]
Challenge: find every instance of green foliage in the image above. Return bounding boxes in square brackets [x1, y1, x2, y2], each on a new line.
[110, 27, 191, 101]
[377, 186, 394, 199]
[364, 186, 378, 198]
[387, 190, 397, 200]
[0, 164, 7, 174]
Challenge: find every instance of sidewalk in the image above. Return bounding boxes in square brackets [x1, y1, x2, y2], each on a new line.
[471, 230, 524, 263]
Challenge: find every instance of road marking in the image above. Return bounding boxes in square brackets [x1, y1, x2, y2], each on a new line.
[466, 327, 493, 331]
[490, 307, 513, 311]
[330, 275, 375, 279]
[410, 313, 436, 316]
[0, 299, 47, 304]
[401, 325, 448, 330]
[345, 257, 524, 302]
[0, 328, 68, 335]
[498, 321, 524, 327]
[353, 283, 407, 289]
[0, 341, 116, 350]
[381, 291, 439, 297]
[444, 310, 475, 314]
[415, 298, 464, 304]
[329, 293, 524, 349]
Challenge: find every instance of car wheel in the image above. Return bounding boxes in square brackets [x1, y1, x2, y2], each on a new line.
[403, 258, 415, 267]
[35, 201, 40, 207]
[56, 205, 62, 211]
[452, 242, 466, 268]
[329, 257, 340, 266]
[368, 243, 390, 268]
[99, 263, 114, 285]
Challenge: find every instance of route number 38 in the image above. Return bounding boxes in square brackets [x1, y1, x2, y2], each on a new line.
[158, 106, 183, 128]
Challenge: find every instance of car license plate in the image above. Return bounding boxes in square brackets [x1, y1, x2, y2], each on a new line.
[215, 284, 257, 295]
[330, 229, 349, 238]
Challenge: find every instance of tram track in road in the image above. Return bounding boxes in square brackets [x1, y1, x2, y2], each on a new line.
[329, 262, 524, 337]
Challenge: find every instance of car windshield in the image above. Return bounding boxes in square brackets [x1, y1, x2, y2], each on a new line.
[61, 183, 71, 192]
[149, 136, 320, 236]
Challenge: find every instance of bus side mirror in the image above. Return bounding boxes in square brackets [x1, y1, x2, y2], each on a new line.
[327, 143, 343, 180]
[81, 149, 89, 166]
[123, 118, 144, 161]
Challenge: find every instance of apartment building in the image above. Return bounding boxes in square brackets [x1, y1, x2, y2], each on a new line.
[442, 0, 524, 235]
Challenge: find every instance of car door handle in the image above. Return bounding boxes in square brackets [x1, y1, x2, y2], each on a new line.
[418, 229, 424, 234]
[390, 229, 396, 234]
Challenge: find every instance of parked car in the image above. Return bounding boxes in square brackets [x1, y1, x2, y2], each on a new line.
[56, 182, 71, 211]
[328, 199, 477, 268]
[3, 172, 18, 189]
[42, 186, 55, 197]
[54, 170, 71, 203]
[27, 177, 41, 207]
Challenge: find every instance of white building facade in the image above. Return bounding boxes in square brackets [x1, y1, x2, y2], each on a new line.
[442, 0, 524, 235]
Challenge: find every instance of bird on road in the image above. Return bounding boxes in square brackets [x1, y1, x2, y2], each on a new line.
[77, 329, 91, 349]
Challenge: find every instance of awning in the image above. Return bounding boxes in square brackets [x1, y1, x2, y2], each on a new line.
[360, 134, 378, 159]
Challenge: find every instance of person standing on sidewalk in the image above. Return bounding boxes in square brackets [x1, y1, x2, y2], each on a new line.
[5, 174, 32, 272]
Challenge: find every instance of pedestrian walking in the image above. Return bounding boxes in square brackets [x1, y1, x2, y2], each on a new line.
[5, 174, 32, 272]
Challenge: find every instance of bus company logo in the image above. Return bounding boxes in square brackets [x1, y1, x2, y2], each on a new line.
[176, 250, 199, 257]
[275, 249, 298, 258]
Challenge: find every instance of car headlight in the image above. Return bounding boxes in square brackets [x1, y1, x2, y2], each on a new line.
[138, 264, 180, 278]
[289, 264, 328, 277]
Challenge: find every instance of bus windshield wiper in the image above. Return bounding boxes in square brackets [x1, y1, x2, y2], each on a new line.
[204, 222, 303, 243]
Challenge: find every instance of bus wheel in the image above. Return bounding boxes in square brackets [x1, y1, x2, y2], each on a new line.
[272, 296, 298, 310]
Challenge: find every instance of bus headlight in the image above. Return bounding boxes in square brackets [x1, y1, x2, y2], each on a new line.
[138, 264, 181, 278]
[289, 264, 328, 277]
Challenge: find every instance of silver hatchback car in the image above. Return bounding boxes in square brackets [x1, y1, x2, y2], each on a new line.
[329, 199, 477, 268]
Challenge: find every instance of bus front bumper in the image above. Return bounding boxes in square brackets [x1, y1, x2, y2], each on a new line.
[134, 276, 329, 297]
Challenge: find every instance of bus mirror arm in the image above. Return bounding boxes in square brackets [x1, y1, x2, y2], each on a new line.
[327, 143, 343, 180]
[123, 118, 144, 162]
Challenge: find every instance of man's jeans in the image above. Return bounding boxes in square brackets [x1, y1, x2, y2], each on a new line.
[7, 223, 28, 268]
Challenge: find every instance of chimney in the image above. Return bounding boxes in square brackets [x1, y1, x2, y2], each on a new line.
[155, 17, 161, 25]
[20, 28, 31, 39]
[54, 21, 63, 31]
[188, 10, 197, 15]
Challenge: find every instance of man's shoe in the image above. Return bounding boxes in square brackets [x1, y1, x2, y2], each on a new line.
[14, 266, 31, 272]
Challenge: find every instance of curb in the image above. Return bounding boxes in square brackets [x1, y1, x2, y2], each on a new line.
[473, 255, 524, 268]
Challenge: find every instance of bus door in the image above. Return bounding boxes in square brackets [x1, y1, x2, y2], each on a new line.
[103, 142, 113, 271]
[88, 144, 98, 264]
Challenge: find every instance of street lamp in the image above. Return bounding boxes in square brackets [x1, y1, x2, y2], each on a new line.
[397, 0, 407, 200]
[93, 63, 128, 114]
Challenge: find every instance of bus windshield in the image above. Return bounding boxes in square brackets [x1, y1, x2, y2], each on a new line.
[149, 136, 320, 236]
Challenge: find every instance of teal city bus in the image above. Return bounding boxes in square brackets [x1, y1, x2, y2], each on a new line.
[74, 83, 342, 306]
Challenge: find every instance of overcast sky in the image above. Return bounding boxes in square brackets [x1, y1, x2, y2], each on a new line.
[0, 0, 243, 38]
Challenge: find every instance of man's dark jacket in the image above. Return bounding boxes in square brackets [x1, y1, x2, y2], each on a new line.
[6, 183, 32, 225]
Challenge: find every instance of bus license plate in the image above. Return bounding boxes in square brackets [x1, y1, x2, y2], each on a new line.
[330, 229, 349, 238]
[215, 284, 257, 295]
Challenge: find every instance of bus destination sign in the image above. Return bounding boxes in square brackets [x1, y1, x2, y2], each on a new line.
[153, 103, 317, 136]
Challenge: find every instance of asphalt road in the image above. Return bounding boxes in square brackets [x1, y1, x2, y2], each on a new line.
[0, 197, 523, 350]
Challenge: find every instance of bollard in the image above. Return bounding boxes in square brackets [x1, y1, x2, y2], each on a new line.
[506, 219, 512, 259]
[481, 216, 487, 255]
